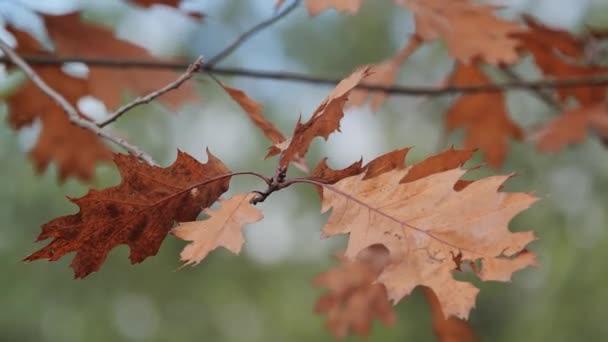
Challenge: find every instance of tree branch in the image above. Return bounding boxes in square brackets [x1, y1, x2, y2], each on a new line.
[206, 0, 301, 67]
[5, 55, 608, 97]
[98, 56, 204, 127]
[0, 39, 158, 166]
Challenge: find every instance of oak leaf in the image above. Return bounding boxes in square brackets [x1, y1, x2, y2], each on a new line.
[320, 149, 538, 319]
[173, 193, 263, 266]
[6, 29, 112, 182]
[535, 104, 608, 152]
[514, 17, 608, 106]
[314, 245, 396, 339]
[279, 66, 372, 167]
[25, 150, 231, 278]
[349, 37, 421, 110]
[396, 0, 524, 65]
[306, 0, 363, 16]
[445, 63, 523, 168]
[41, 13, 195, 109]
[423, 287, 478, 342]
[220, 83, 286, 145]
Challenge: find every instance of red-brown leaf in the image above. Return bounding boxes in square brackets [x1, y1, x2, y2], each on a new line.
[280, 66, 373, 167]
[25, 150, 231, 278]
[445, 63, 523, 168]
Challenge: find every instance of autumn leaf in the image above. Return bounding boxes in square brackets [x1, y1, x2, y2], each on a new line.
[25, 150, 231, 278]
[445, 63, 523, 168]
[423, 287, 478, 342]
[220, 83, 286, 144]
[132, 0, 181, 7]
[306, 0, 364, 16]
[320, 148, 538, 319]
[349, 37, 421, 110]
[40, 13, 196, 109]
[535, 104, 608, 152]
[514, 17, 608, 105]
[314, 245, 396, 339]
[173, 193, 263, 266]
[6, 29, 112, 182]
[279, 66, 372, 167]
[396, 0, 524, 65]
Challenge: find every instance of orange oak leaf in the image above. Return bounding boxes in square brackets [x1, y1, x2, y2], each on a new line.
[349, 37, 421, 110]
[396, 0, 524, 65]
[173, 193, 264, 266]
[40, 13, 196, 109]
[220, 83, 286, 144]
[24, 150, 231, 278]
[314, 245, 396, 339]
[445, 63, 523, 168]
[306, 0, 364, 16]
[535, 104, 608, 152]
[514, 17, 608, 106]
[279, 66, 372, 167]
[6, 29, 112, 182]
[423, 287, 479, 342]
[320, 149, 538, 319]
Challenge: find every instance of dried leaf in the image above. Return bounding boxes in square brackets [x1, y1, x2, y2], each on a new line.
[445, 63, 523, 168]
[25, 150, 231, 278]
[314, 245, 396, 339]
[280, 66, 372, 167]
[220, 83, 286, 144]
[423, 287, 479, 342]
[6, 29, 112, 182]
[514, 17, 608, 105]
[42, 13, 195, 109]
[306, 0, 364, 16]
[173, 193, 263, 266]
[349, 37, 421, 110]
[397, 0, 524, 65]
[320, 149, 538, 319]
[536, 104, 608, 152]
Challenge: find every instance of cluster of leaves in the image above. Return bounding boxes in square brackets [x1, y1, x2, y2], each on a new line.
[5, 0, 606, 340]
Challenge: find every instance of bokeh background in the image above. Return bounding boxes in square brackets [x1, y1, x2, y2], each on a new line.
[1, 0, 608, 341]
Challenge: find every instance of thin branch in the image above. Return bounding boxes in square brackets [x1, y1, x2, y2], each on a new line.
[0, 39, 158, 166]
[6, 55, 608, 96]
[206, 0, 301, 67]
[500, 67, 561, 110]
[98, 56, 204, 127]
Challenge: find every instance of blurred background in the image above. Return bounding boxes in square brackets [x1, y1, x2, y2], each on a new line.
[1, 0, 608, 341]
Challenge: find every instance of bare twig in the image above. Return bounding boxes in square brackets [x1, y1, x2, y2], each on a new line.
[5, 55, 608, 96]
[500, 67, 561, 110]
[206, 0, 301, 67]
[0, 39, 158, 166]
[98, 56, 204, 127]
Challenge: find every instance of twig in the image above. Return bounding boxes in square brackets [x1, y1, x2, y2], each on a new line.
[5, 55, 608, 96]
[206, 0, 301, 67]
[500, 67, 561, 110]
[0, 39, 158, 166]
[98, 56, 204, 127]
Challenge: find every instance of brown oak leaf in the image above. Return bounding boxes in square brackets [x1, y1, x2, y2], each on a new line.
[314, 245, 396, 339]
[173, 193, 263, 266]
[445, 63, 523, 168]
[40, 13, 195, 109]
[514, 17, 608, 105]
[220, 83, 286, 144]
[320, 149, 538, 319]
[279, 66, 372, 167]
[349, 37, 421, 110]
[6, 29, 112, 182]
[396, 0, 524, 65]
[25, 150, 231, 278]
[306, 0, 364, 16]
[423, 287, 479, 342]
[536, 104, 608, 152]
